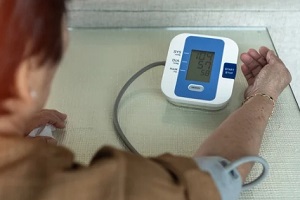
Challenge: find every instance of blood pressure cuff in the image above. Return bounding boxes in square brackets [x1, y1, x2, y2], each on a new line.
[149, 154, 243, 200]
[194, 157, 242, 200]
[193, 156, 269, 200]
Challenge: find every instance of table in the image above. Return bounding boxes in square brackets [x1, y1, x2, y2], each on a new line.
[47, 27, 300, 199]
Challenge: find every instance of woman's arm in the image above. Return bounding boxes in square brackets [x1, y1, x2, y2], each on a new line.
[194, 46, 292, 181]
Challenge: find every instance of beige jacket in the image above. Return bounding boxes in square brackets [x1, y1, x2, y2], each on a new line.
[0, 135, 220, 200]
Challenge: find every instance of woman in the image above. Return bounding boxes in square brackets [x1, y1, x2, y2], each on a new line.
[0, 0, 292, 199]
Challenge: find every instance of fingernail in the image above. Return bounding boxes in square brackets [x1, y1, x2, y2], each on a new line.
[62, 114, 68, 120]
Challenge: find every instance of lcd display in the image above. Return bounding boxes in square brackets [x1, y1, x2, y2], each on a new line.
[186, 50, 215, 82]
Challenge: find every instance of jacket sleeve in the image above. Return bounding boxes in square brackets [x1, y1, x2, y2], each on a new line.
[91, 146, 222, 200]
[0, 137, 221, 200]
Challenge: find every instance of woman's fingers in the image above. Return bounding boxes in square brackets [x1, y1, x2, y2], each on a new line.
[44, 110, 67, 128]
[241, 64, 255, 85]
[248, 48, 267, 67]
[240, 47, 271, 85]
[25, 109, 67, 135]
[240, 51, 263, 77]
[28, 136, 57, 145]
[258, 46, 270, 58]
[50, 109, 67, 121]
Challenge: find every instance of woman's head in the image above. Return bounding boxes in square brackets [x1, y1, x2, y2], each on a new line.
[0, 0, 68, 116]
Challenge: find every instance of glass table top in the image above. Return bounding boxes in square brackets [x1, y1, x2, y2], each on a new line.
[47, 27, 300, 200]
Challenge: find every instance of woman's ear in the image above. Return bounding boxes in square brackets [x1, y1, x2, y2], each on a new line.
[0, 58, 37, 121]
[15, 59, 35, 107]
[13, 55, 58, 113]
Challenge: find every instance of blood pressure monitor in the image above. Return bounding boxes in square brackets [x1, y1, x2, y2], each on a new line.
[161, 33, 239, 110]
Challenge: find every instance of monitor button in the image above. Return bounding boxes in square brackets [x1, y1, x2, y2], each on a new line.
[188, 84, 204, 92]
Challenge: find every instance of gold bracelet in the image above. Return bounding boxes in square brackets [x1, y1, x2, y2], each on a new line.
[242, 93, 275, 107]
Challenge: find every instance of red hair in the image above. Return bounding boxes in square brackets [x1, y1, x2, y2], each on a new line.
[0, 0, 68, 107]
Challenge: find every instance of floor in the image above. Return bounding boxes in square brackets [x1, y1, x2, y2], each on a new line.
[68, 0, 300, 108]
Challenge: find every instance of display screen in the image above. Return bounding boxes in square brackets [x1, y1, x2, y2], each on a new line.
[186, 50, 215, 82]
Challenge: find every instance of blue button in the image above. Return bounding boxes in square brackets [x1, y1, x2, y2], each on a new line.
[222, 63, 237, 79]
[188, 84, 204, 92]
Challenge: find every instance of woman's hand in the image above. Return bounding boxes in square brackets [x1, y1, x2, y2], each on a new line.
[25, 109, 67, 136]
[240, 46, 292, 101]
